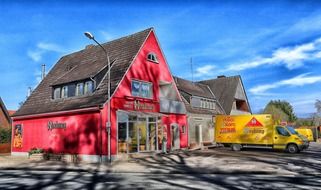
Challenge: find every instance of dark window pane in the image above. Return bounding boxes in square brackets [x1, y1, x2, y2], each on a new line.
[68, 84, 76, 97]
[132, 81, 140, 97]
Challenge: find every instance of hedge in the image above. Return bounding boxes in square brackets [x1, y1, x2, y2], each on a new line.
[0, 127, 11, 143]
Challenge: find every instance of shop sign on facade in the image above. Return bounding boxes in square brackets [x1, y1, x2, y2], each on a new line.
[123, 100, 154, 111]
[48, 121, 67, 130]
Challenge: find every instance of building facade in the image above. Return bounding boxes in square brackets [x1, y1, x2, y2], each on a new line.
[174, 77, 225, 148]
[12, 28, 187, 162]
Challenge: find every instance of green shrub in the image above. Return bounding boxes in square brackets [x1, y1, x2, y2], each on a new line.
[0, 127, 11, 143]
[28, 147, 44, 156]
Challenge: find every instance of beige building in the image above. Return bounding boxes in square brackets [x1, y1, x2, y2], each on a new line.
[174, 75, 252, 148]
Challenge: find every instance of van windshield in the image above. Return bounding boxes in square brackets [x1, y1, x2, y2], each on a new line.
[286, 126, 298, 135]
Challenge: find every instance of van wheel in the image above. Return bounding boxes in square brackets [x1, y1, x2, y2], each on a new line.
[231, 144, 242, 151]
[287, 144, 298, 153]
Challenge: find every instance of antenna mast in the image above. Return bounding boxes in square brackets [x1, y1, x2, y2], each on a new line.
[191, 57, 193, 83]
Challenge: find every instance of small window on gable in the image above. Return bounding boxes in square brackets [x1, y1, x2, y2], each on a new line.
[147, 52, 159, 63]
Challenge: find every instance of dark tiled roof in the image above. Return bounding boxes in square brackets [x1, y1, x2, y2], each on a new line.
[199, 75, 242, 114]
[173, 76, 214, 100]
[173, 76, 225, 115]
[14, 28, 152, 117]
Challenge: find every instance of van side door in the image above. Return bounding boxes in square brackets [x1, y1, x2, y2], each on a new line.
[273, 126, 290, 150]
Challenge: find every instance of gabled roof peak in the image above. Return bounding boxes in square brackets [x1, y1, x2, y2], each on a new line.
[14, 28, 153, 117]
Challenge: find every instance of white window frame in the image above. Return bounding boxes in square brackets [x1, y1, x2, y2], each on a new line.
[147, 52, 159, 63]
[76, 83, 84, 96]
[53, 87, 61, 99]
[84, 81, 93, 95]
[61, 86, 68, 98]
[131, 80, 153, 99]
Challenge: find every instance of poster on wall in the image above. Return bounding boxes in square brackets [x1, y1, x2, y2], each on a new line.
[13, 124, 23, 148]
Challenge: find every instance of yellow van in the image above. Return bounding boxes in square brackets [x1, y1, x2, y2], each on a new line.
[295, 128, 314, 142]
[215, 114, 309, 153]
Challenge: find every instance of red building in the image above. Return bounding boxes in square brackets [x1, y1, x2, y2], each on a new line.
[12, 28, 187, 162]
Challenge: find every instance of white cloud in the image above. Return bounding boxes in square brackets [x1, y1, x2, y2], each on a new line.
[27, 50, 43, 62]
[291, 99, 316, 106]
[315, 51, 321, 58]
[194, 64, 216, 77]
[250, 73, 321, 95]
[37, 42, 64, 52]
[288, 14, 321, 34]
[27, 42, 64, 62]
[224, 37, 321, 72]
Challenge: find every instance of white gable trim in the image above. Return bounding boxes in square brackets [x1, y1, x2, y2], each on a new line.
[103, 29, 152, 107]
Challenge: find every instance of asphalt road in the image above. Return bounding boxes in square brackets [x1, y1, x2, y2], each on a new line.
[0, 143, 320, 190]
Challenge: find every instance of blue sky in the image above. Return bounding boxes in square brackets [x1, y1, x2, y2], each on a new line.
[1, 0, 321, 117]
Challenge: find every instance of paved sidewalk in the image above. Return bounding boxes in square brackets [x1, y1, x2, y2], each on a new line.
[0, 150, 296, 175]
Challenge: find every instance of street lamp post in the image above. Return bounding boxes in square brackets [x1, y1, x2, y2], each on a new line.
[84, 32, 111, 163]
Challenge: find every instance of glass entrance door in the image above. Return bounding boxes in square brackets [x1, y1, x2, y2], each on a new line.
[118, 122, 127, 154]
[128, 122, 138, 153]
[117, 111, 159, 154]
[148, 123, 157, 151]
[137, 117, 147, 152]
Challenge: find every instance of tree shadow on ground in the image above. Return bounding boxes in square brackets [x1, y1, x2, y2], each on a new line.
[1, 144, 321, 189]
[0, 161, 129, 190]
[131, 146, 321, 189]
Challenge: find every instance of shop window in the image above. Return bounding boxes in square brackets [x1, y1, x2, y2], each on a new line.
[84, 81, 94, 94]
[76, 83, 84, 96]
[61, 86, 68, 98]
[147, 52, 159, 63]
[131, 80, 153, 99]
[148, 117, 156, 122]
[53, 87, 61, 99]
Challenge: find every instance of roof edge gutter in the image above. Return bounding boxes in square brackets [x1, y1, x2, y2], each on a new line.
[12, 106, 101, 121]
